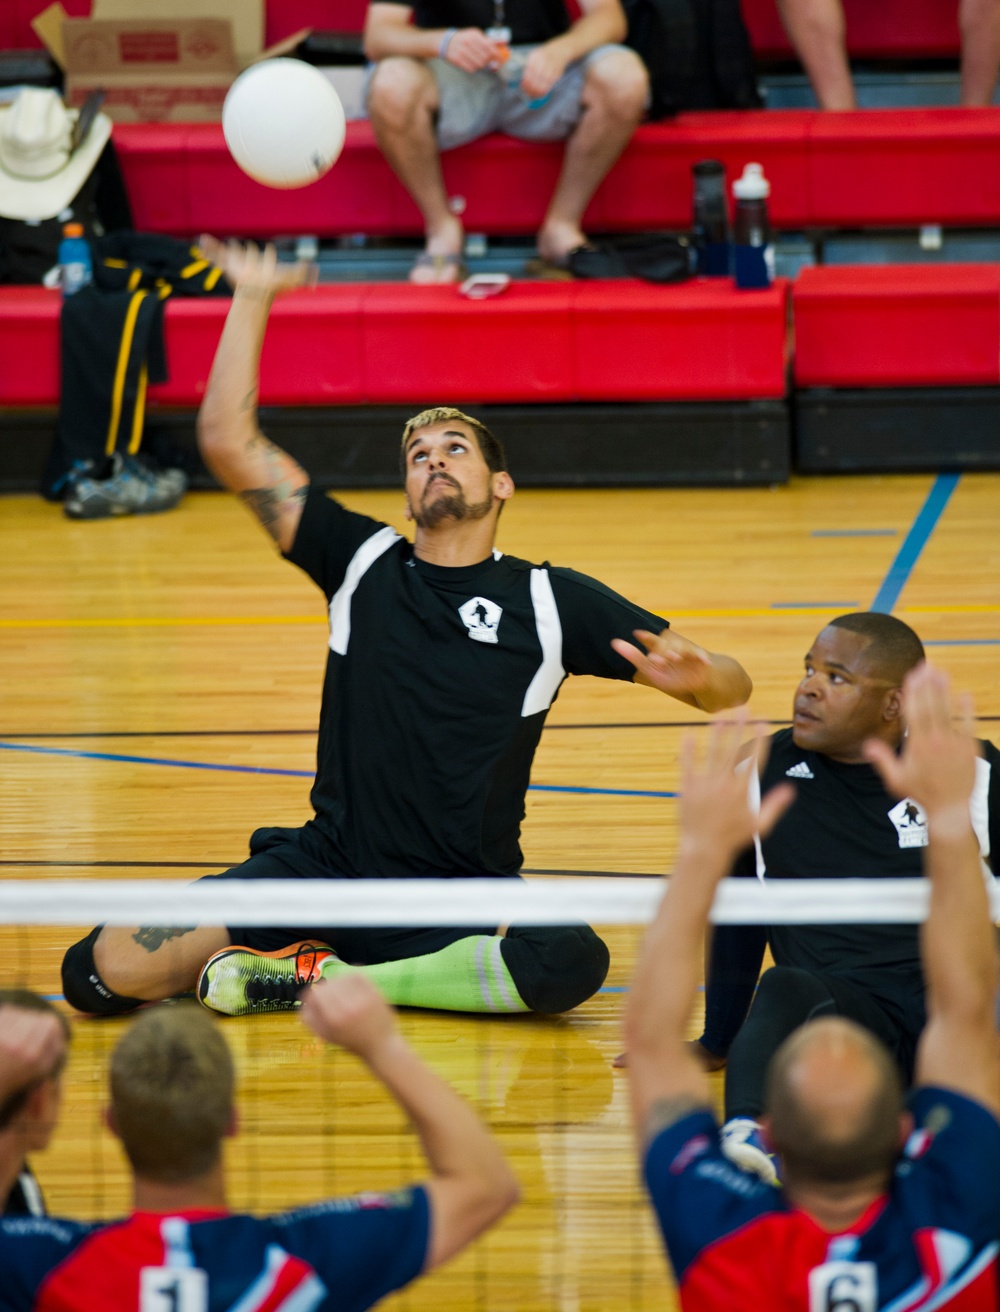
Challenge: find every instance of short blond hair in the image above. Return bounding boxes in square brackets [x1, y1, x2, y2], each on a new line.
[399, 407, 507, 476]
[110, 1005, 234, 1183]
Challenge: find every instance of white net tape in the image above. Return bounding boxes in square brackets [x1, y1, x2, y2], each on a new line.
[0, 877, 996, 926]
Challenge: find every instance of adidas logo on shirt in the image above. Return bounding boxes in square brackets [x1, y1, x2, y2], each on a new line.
[786, 762, 814, 779]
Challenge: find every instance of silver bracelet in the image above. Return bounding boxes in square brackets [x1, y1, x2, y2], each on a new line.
[439, 27, 457, 58]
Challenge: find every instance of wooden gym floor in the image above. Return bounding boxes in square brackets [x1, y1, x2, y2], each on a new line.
[1, 471, 998, 1310]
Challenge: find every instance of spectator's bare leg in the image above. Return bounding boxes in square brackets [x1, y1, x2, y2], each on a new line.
[536, 49, 648, 266]
[775, 0, 856, 110]
[95, 924, 231, 999]
[960, 0, 1000, 104]
[366, 57, 465, 284]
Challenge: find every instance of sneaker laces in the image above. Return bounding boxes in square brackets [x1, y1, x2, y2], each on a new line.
[245, 973, 303, 1006]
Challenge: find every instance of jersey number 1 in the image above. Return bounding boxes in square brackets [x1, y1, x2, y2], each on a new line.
[140, 1266, 209, 1312]
[808, 1261, 877, 1312]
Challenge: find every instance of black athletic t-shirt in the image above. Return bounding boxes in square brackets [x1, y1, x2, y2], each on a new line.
[284, 488, 665, 878]
[407, 0, 570, 44]
[731, 727, 1000, 1034]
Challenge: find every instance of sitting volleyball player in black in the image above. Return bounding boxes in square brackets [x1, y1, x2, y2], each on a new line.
[61, 238, 752, 1020]
[694, 612, 1000, 1182]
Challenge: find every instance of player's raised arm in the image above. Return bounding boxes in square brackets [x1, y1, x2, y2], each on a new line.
[195, 237, 316, 554]
[612, 628, 752, 712]
[623, 720, 794, 1146]
[300, 975, 519, 1269]
[865, 665, 1000, 1114]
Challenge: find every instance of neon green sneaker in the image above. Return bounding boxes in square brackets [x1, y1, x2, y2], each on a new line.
[197, 941, 334, 1016]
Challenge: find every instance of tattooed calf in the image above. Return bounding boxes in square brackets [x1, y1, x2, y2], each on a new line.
[132, 925, 197, 953]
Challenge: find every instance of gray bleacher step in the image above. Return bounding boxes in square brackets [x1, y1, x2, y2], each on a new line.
[760, 66, 1000, 108]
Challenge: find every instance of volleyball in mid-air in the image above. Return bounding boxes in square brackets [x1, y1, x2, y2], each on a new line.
[222, 58, 346, 189]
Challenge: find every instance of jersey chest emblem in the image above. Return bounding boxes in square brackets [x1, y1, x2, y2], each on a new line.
[786, 761, 814, 779]
[459, 596, 502, 644]
[888, 797, 928, 848]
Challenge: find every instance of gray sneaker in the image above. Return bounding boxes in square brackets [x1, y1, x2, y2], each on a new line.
[64, 454, 187, 520]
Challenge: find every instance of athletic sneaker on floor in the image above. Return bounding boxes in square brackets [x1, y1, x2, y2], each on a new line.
[198, 942, 334, 1015]
[720, 1117, 780, 1185]
[64, 453, 187, 519]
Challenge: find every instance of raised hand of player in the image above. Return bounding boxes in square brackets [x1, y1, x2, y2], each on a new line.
[613, 629, 717, 700]
[299, 974, 399, 1062]
[677, 714, 795, 866]
[864, 663, 976, 830]
[0, 1008, 66, 1103]
[196, 235, 317, 300]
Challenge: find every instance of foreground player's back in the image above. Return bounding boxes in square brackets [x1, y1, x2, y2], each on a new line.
[0, 1190, 429, 1312]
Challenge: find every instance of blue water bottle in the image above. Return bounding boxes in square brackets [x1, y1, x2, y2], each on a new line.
[731, 163, 774, 290]
[58, 222, 92, 297]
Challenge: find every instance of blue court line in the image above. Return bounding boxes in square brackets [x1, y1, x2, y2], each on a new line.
[0, 741, 677, 800]
[870, 473, 960, 613]
[924, 639, 1000, 647]
[811, 530, 898, 538]
[771, 601, 859, 609]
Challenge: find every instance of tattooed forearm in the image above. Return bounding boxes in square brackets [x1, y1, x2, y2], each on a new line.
[239, 483, 308, 540]
[240, 387, 258, 413]
[132, 925, 197, 953]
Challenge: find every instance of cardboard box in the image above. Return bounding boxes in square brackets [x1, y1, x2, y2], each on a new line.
[32, 0, 308, 123]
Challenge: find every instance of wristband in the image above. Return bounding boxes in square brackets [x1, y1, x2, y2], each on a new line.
[439, 28, 457, 58]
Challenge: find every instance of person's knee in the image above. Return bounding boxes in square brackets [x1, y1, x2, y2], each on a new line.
[584, 50, 649, 119]
[62, 927, 145, 1016]
[750, 966, 828, 1032]
[367, 57, 438, 128]
[500, 925, 610, 1013]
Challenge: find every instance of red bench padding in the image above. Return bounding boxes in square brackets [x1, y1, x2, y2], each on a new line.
[112, 108, 1000, 239]
[3, 0, 962, 58]
[739, 0, 960, 59]
[793, 264, 1000, 386]
[0, 279, 789, 407]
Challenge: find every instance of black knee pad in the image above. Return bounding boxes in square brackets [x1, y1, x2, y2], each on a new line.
[500, 925, 610, 1014]
[61, 927, 144, 1016]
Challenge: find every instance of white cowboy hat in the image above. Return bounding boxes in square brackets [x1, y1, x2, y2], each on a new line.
[0, 87, 112, 221]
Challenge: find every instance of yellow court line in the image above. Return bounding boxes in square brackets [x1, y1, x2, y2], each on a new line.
[1, 604, 999, 630]
[0, 615, 324, 629]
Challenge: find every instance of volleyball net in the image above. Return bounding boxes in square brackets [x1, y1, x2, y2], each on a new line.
[1, 874, 979, 1312]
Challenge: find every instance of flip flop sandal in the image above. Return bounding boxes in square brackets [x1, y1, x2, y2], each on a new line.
[409, 251, 468, 284]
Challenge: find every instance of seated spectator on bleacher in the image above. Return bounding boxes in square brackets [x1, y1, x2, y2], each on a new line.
[363, 1, 649, 282]
[776, 0, 1000, 108]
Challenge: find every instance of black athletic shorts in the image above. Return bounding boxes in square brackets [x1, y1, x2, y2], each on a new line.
[200, 824, 501, 965]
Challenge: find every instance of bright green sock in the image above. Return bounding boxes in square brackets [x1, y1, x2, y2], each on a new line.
[318, 935, 530, 1013]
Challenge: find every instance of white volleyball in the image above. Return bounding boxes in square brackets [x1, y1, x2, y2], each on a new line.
[222, 58, 346, 189]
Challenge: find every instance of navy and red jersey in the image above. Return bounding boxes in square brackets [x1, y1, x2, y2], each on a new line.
[646, 1087, 1000, 1311]
[0, 1186, 429, 1311]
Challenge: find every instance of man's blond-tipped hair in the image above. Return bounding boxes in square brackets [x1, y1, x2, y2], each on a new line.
[110, 1004, 234, 1183]
[399, 407, 507, 476]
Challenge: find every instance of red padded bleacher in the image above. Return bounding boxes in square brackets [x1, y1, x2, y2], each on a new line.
[793, 264, 1000, 387]
[0, 280, 789, 407]
[112, 109, 1000, 240]
[5, 0, 962, 62]
[739, 0, 960, 60]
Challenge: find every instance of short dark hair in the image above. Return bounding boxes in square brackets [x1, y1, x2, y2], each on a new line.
[399, 407, 507, 478]
[0, 990, 71, 1131]
[765, 1023, 903, 1187]
[828, 612, 925, 685]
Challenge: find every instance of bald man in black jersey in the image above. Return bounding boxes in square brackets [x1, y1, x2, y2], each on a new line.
[695, 612, 1000, 1182]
